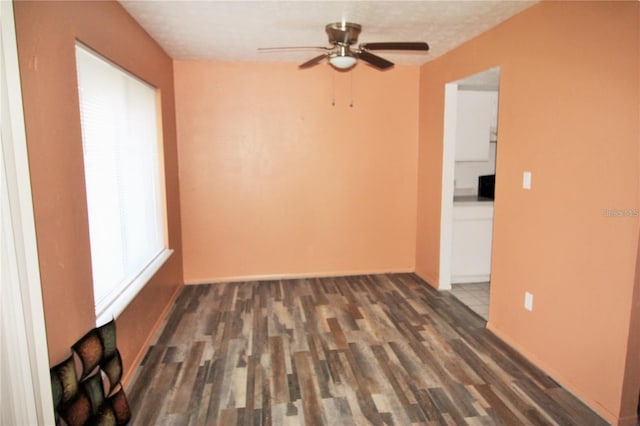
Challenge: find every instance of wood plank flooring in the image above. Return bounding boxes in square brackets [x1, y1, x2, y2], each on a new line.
[126, 274, 607, 425]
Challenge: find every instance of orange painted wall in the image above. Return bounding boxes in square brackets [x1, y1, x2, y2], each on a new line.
[415, 1, 639, 424]
[13, 1, 183, 376]
[175, 62, 418, 283]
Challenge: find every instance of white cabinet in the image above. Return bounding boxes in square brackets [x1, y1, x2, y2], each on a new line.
[451, 203, 494, 283]
[455, 90, 494, 161]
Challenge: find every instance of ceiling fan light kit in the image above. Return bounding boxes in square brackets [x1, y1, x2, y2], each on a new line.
[329, 44, 357, 70]
[259, 21, 429, 71]
[329, 55, 357, 70]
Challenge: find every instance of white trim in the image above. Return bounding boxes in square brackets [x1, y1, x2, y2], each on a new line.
[438, 82, 458, 291]
[96, 248, 173, 325]
[184, 268, 416, 285]
[0, 1, 55, 423]
[154, 90, 170, 249]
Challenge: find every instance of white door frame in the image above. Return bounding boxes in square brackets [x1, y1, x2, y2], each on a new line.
[440, 68, 501, 291]
[0, 0, 55, 423]
[438, 82, 458, 290]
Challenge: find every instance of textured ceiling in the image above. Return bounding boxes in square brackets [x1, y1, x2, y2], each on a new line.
[119, 1, 537, 66]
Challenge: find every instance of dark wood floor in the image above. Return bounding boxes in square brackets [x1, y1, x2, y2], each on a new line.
[126, 274, 607, 425]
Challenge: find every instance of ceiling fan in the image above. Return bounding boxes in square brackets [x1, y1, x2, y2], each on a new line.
[259, 22, 429, 71]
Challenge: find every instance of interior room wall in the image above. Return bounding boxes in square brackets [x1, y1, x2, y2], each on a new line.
[13, 1, 184, 378]
[174, 61, 419, 284]
[415, 2, 639, 424]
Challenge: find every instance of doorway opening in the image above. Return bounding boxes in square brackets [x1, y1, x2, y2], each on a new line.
[439, 67, 500, 321]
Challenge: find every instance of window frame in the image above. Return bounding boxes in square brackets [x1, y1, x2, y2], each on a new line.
[74, 42, 173, 325]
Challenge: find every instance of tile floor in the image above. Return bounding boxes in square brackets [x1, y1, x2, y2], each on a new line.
[450, 282, 490, 320]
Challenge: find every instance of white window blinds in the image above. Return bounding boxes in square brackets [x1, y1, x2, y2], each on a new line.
[75, 44, 171, 324]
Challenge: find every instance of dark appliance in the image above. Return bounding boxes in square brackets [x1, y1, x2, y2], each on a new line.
[478, 174, 495, 200]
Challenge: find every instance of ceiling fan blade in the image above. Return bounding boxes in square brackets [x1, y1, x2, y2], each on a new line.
[299, 54, 327, 69]
[357, 50, 394, 70]
[258, 46, 329, 51]
[360, 42, 430, 51]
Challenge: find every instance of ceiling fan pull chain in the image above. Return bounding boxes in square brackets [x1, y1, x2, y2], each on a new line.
[332, 69, 336, 106]
[349, 71, 354, 108]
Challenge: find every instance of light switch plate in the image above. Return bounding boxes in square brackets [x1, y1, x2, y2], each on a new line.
[523, 171, 532, 190]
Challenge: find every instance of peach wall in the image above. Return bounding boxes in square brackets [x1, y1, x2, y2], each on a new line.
[175, 62, 418, 283]
[415, 1, 639, 424]
[13, 1, 183, 376]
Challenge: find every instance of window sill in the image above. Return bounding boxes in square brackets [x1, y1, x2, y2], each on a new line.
[96, 248, 174, 325]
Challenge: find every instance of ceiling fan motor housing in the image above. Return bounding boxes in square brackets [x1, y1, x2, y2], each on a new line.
[325, 22, 362, 46]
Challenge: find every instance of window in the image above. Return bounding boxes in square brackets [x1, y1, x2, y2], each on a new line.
[75, 44, 172, 324]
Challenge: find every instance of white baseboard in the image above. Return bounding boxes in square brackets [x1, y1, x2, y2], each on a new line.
[185, 268, 416, 285]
